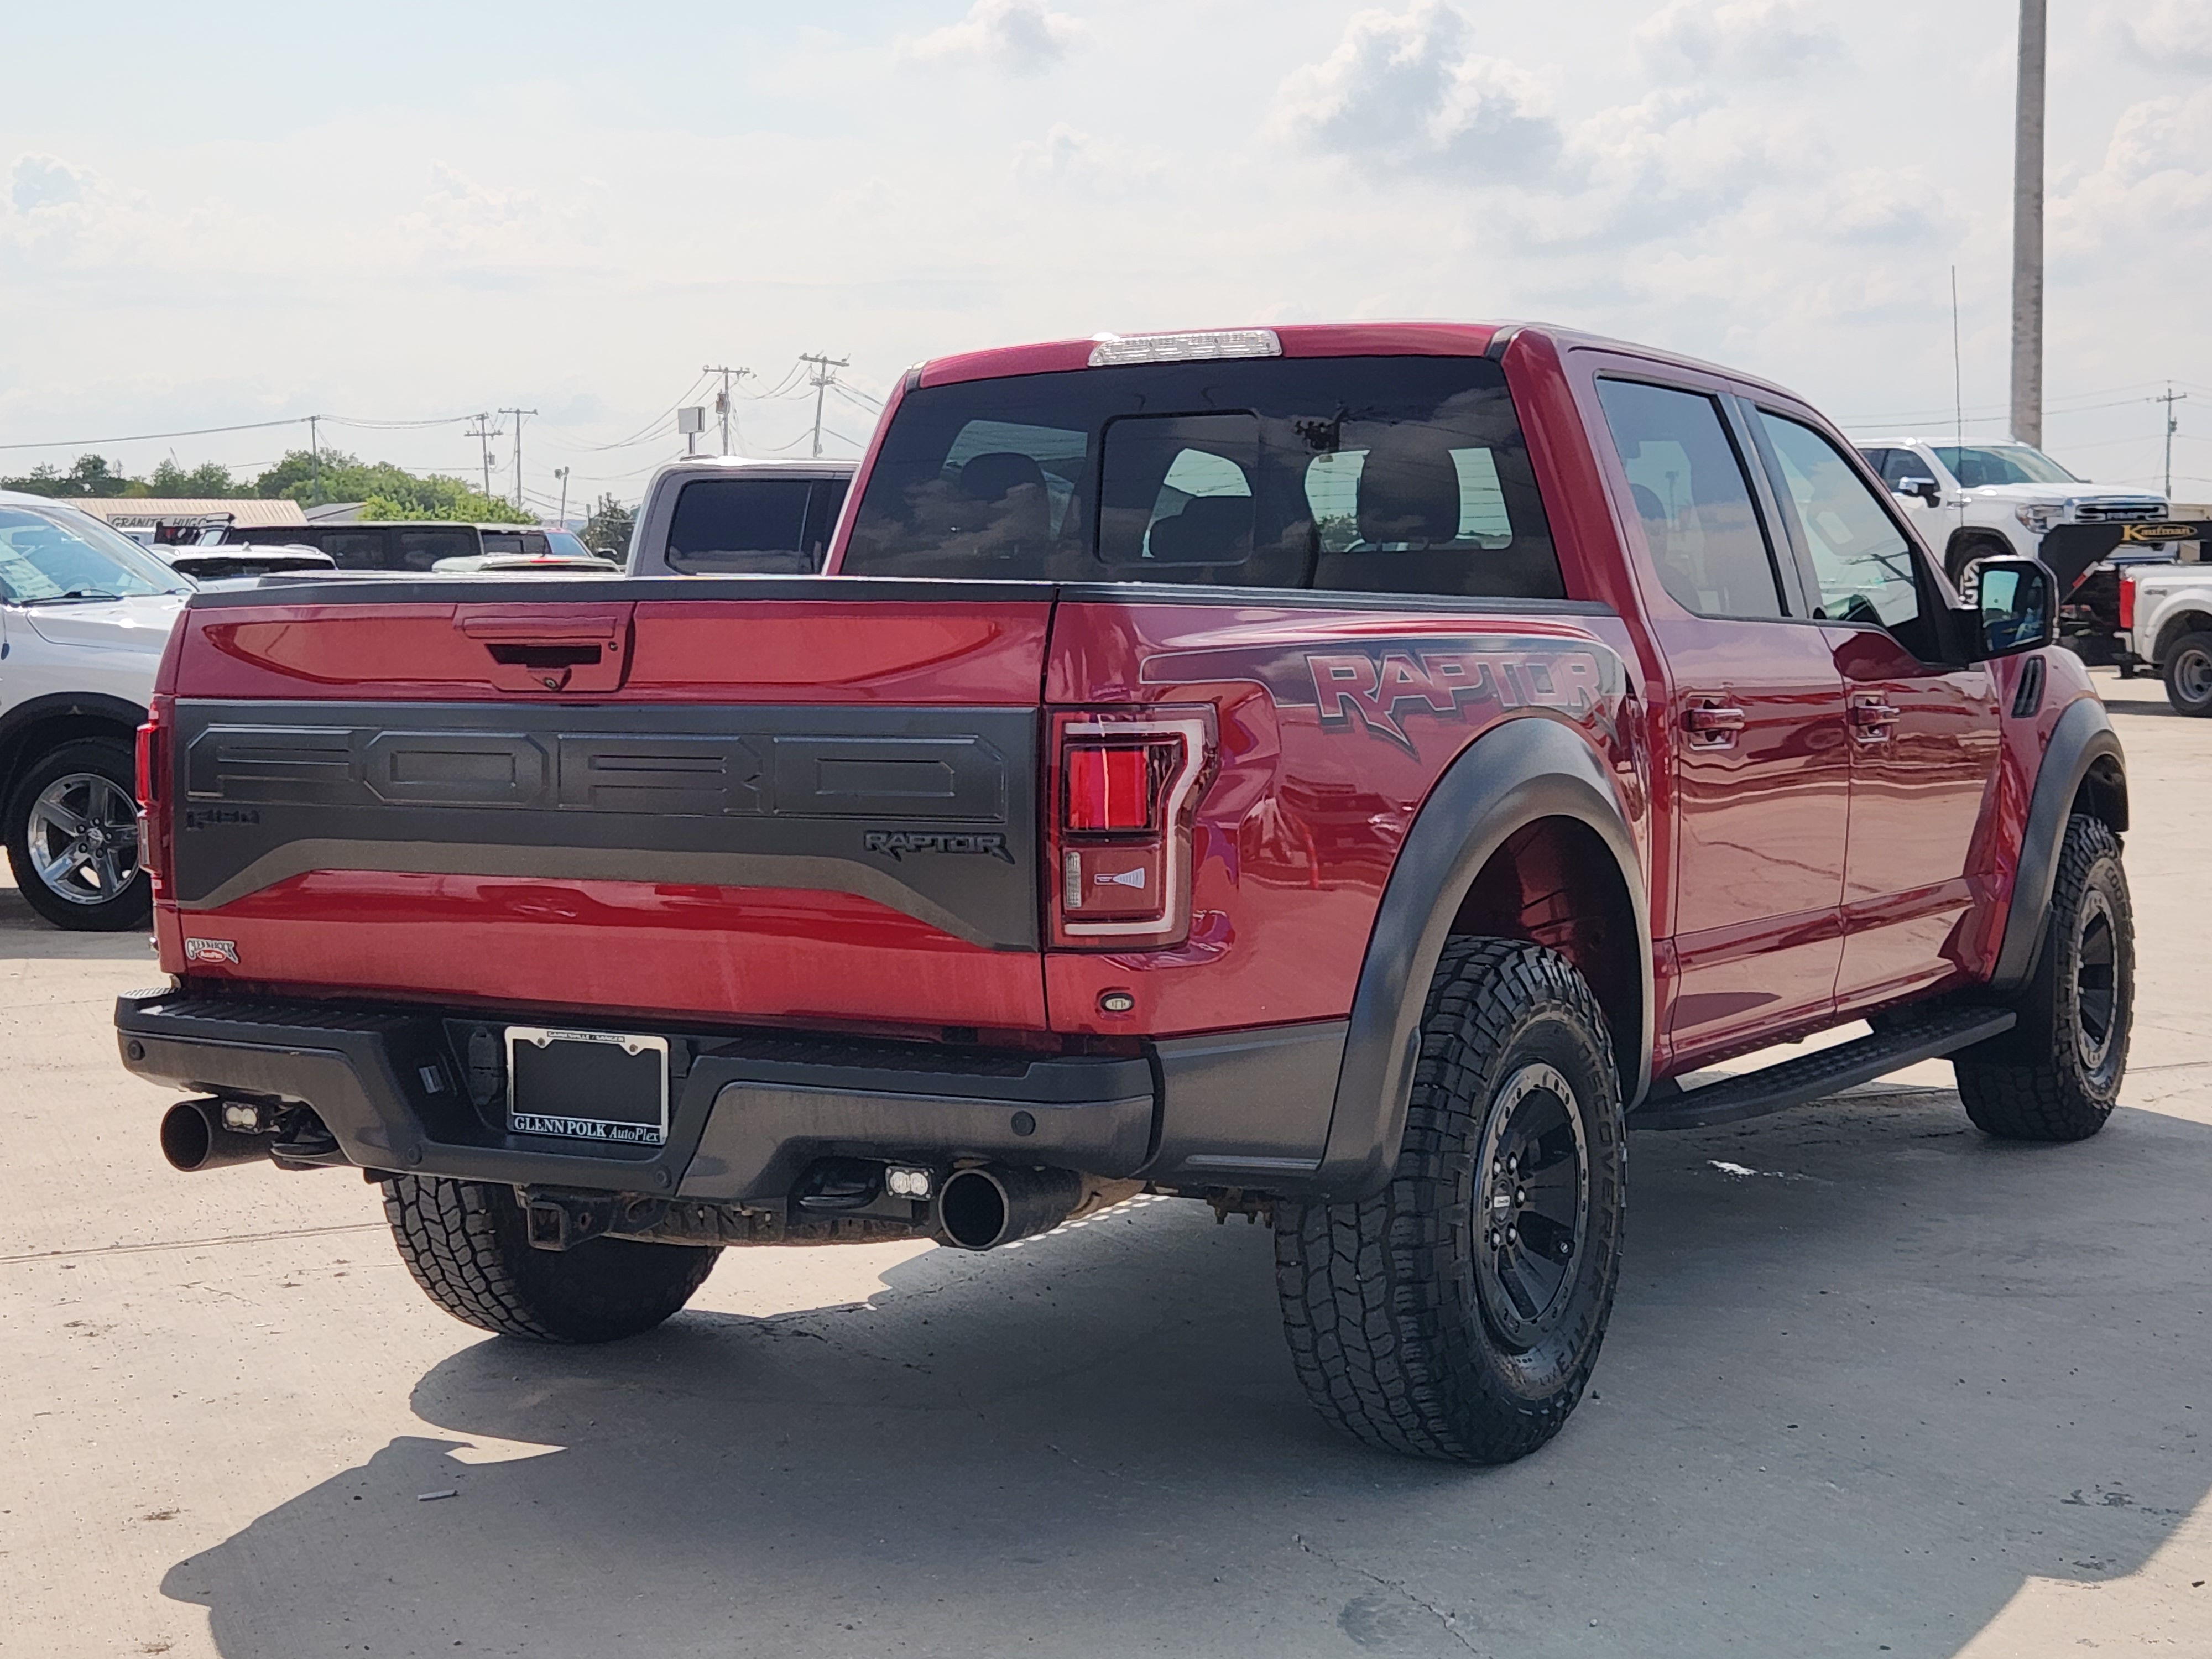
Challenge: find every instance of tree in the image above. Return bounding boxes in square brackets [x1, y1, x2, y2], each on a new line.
[0, 454, 134, 497]
[582, 492, 636, 555]
[148, 458, 245, 498]
[252, 450, 529, 522]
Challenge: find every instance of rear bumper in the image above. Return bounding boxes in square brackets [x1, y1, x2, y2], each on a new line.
[115, 989, 1347, 1201]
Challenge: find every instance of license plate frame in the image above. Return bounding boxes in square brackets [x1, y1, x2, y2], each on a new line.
[504, 1026, 670, 1146]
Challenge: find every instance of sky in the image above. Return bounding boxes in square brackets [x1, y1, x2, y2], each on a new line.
[2, 0, 2208, 515]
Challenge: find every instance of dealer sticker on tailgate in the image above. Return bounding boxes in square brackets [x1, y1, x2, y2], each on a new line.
[505, 1027, 670, 1145]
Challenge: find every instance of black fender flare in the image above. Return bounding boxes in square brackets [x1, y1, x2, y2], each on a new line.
[0, 691, 149, 798]
[1990, 695, 2127, 992]
[1312, 714, 1653, 1199]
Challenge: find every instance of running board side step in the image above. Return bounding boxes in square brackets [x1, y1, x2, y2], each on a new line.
[1630, 1006, 2017, 1132]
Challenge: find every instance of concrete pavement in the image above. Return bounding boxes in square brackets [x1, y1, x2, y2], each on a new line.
[2, 668, 2206, 1658]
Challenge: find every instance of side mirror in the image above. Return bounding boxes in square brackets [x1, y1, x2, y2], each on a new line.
[1893, 476, 1940, 507]
[1972, 556, 2056, 659]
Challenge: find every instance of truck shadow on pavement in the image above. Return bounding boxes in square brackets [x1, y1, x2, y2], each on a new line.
[162, 1090, 2212, 1659]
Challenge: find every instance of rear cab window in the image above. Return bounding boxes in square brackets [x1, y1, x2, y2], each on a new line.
[839, 356, 1563, 599]
[667, 477, 848, 573]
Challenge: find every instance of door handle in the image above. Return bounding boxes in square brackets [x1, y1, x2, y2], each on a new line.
[1849, 696, 1901, 740]
[1682, 702, 1747, 744]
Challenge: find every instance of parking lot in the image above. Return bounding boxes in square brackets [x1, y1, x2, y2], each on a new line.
[0, 668, 2202, 1659]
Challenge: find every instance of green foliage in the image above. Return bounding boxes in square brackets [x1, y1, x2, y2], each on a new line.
[582, 492, 636, 556]
[4, 447, 530, 525]
[357, 482, 531, 524]
[1, 454, 136, 497]
[250, 448, 529, 522]
[148, 458, 246, 497]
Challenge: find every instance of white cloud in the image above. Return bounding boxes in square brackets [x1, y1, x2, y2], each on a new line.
[2052, 90, 2212, 259]
[907, 0, 1083, 75]
[2113, 0, 2212, 68]
[9, 154, 90, 213]
[1011, 124, 1160, 194]
[1270, 0, 1561, 180]
[1635, 0, 1841, 80]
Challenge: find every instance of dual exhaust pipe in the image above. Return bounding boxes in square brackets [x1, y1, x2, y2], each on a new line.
[158, 1097, 272, 1172]
[161, 1097, 1124, 1254]
[936, 1165, 1141, 1251]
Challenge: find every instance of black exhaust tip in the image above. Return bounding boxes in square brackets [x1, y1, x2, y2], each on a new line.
[937, 1165, 1084, 1251]
[159, 1098, 270, 1172]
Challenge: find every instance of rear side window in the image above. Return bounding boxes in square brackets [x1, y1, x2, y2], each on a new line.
[1595, 379, 1784, 620]
[479, 533, 551, 556]
[396, 528, 475, 571]
[841, 356, 1562, 598]
[666, 478, 834, 573]
[319, 531, 387, 569]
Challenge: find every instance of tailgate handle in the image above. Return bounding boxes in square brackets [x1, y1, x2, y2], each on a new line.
[458, 614, 624, 645]
[456, 610, 630, 693]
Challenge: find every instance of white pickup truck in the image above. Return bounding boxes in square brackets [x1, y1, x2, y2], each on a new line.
[2119, 561, 2212, 715]
[624, 456, 855, 576]
[0, 488, 192, 930]
[1855, 438, 2168, 582]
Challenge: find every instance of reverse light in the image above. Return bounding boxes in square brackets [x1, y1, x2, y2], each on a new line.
[1087, 329, 1282, 368]
[1050, 708, 1215, 947]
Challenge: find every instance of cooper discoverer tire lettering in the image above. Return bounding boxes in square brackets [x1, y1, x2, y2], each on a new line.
[382, 1176, 719, 1343]
[1275, 937, 1625, 1464]
[1954, 814, 2133, 1141]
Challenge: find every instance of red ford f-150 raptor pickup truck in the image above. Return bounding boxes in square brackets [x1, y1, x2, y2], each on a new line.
[118, 322, 2132, 1465]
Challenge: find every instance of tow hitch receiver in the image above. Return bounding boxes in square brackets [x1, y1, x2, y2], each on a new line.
[524, 1187, 619, 1251]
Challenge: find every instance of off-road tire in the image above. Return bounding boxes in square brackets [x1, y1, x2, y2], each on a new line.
[2161, 630, 2212, 717]
[1954, 815, 2132, 1141]
[1275, 938, 1626, 1464]
[382, 1176, 720, 1342]
[4, 738, 151, 931]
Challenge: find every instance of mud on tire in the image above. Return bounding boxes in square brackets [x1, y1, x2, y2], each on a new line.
[1954, 814, 2133, 1142]
[382, 1176, 720, 1343]
[1275, 938, 1626, 1464]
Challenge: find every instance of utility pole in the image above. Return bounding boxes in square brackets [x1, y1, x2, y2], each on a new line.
[2156, 384, 2188, 501]
[466, 413, 502, 499]
[499, 408, 536, 511]
[798, 353, 850, 459]
[2011, 0, 2046, 448]
[554, 466, 571, 526]
[307, 414, 321, 507]
[703, 364, 750, 456]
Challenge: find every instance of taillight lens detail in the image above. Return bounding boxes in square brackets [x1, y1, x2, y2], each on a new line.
[1064, 741, 1168, 832]
[2118, 574, 2137, 632]
[135, 697, 169, 884]
[1050, 707, 1214, 948]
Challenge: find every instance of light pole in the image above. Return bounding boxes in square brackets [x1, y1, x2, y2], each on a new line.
[554, 466, 570, 526]
[2011, 0, 2046, 447]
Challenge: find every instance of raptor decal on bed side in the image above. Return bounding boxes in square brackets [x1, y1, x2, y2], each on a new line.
[1139, 637, 1623, 753]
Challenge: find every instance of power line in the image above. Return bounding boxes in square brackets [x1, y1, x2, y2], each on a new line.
[703, 364, 750, 456]
[465, 413, 502, 498]
[797, 353, 850, 460]
[498, 407, 537, 510]
[0, 415, 310, 453]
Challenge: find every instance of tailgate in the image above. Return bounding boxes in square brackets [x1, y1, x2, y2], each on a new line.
[158, 581, 1053, 1030]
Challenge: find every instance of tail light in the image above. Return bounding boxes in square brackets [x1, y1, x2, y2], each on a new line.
[135, 696, 170, 886]
[2118, 573, 2137, 632]
[1049, 707, 1214, 948]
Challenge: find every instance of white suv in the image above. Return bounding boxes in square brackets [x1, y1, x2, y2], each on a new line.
[1854, 439, 2167, 583]
[0, 489, 191, 930]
